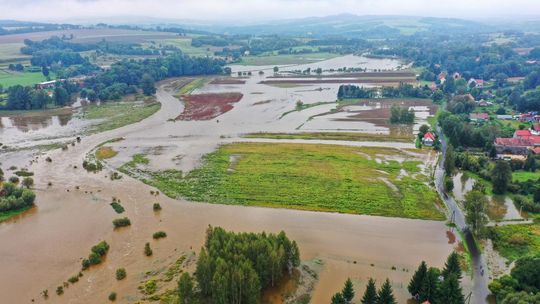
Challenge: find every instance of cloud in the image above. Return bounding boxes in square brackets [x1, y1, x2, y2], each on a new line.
[0, 0, 538, 23]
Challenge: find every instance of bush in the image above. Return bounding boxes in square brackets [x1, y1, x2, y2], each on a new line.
[56, 286, 64, 295]
[108, 292, 117, 301]
[144, 242, 153, 256]
[82, 241, 110, 270]
[8, 176, 19, 183]
[14, 170, 34, 177]
[110, 201, 125, 214]
[116, 268, 126, 280]
[22, 177, 34, 188]
[153, 231, 167, 239]
[112, 217, 131, 228]
[152, 203, 161, 211]
[68, 275, 79, 284]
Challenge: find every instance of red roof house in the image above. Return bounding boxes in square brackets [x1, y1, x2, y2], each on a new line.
[514, 130, 532, 138]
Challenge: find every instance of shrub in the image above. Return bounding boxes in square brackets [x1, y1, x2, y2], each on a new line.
[14, 170, 34, 177]
[68, 276, 79, 284]
[108, 292, 117, 301]
[110, 201, 125, 214]
[116, 268, 126, 280]
[153, 231, 167, 239]
[8, 176, 19, 183]
[45, 157, 52, 162]
[82, 241, 110, 270]
[56, 286, 64, 295]
[112, 217, 131, 228]
[144, 242, 153, 256]
[152, 203, 161, 211]
[22, 177, 34, 188]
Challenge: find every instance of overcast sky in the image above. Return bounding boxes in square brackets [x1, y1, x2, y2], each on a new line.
[0, 0, 539, 23]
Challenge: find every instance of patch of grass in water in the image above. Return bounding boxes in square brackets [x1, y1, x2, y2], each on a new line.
[82, 100, 161, 134]
[134, 142, 443, 220]
[96, 146, 118, 160]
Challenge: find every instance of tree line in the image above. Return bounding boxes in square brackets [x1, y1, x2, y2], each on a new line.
[177, 226, 300, 304]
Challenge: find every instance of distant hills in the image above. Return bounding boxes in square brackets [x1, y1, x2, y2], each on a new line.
[1, 14, 540, 38]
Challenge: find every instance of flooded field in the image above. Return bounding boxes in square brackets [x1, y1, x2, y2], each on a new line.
[0, 55, 464, 303]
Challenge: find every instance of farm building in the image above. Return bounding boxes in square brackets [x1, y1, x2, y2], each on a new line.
[422, 132, 436, 146]
[469, 112, 489, 122]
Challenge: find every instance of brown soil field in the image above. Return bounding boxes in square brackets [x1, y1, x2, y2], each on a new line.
[176, 92, 243, 121]
[209, 78, 246, 85]
[268, 71, 416, 78]
[0, 29, 178, 44]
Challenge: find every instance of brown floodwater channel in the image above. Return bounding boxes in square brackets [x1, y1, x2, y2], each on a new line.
[0, 55, 466, 303]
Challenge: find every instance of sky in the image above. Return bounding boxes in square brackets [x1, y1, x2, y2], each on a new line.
[0, 0, 539, 23]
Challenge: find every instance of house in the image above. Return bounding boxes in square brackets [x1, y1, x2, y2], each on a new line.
[438, 72, 447, 83]
[494, 137, 533, 157]
[514, 130, 532, 138]
[531, 124, 540, 136]
[477, 99, 492, 107]
[532, 147, 540, 155]
[35, 80, 58, 90]
[469, 113, 489, 122]
[468, 78, 485, 88]
[497, 115, 513, 120]
[422, 132, 436, 146]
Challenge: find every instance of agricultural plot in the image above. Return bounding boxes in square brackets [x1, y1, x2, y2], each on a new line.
[0, 70, 48, 88]
[489, 223, 540, 261]
[128, 142, 444, 220]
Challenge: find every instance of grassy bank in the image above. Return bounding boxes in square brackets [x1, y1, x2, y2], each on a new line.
[245, 132, 412, 143]
[81, 99, 161, 133]
[124, 142, 443, 220]
[489, 223, 540, 261]
[0, 206, 33, 223]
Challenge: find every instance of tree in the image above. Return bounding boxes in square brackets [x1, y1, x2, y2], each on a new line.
[437, 274, 465, 304]
[445, 144, 456, 175]
[419, 268, 439, 303]
[273, 66, 279, 74]
[419, 124, 430, 136]
[442, 252, 462, 281]
[376, 279, 396, 304]
[444, 176, 454, 192]
[178, 272, 194, 304]
[54, 86, 70, 106]
[141, 73, 156, 96]
[342, 278, 355, 303]
[524, 152, 537, 172]
[42, 66, 49, 77]
[22, 177, 34, 189]
[408, 261, 428, 298]
[361, 278, 378, 304]
[464, 190, 489, 238]
[491, 160, 512, 194]
[495, 73, 508, 88]
[331, 292, 346, 304]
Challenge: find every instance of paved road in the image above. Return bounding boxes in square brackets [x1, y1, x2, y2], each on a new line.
[434, 126, 491, 304]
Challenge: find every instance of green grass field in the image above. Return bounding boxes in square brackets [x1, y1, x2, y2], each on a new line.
[81, 99, 161, 133]
[0, 70, 49, 88]
[124, 142, 444, 220]
[238, 52, 339, 66]
[512, 170, 540, 183]
[157, 39, 214, 57]
[245, 132, 413, 143]
[490, 223, 540, 261]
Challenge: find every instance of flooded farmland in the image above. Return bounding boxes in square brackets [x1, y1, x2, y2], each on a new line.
[0, 55, 467, 303]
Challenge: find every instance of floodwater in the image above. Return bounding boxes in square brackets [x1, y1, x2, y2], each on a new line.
[0, 55, 463, 303]
[452, 172, 523, 221]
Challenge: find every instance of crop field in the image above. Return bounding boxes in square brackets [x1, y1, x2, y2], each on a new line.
[81, 97, 161, 133]
[128, 142, 444, 220]
[512, 170, 540, 183]
[245, 132, 413, 143]
[489, 223, 540, 261]
[157, 38, 214, 57]
[238, 52, 339, 66]
[0, 70, 48, 88]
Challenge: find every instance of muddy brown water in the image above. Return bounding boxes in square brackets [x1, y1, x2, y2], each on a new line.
[0, 55, 464, 303]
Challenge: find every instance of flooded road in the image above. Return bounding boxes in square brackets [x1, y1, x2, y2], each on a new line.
[0, 55, 461, 303]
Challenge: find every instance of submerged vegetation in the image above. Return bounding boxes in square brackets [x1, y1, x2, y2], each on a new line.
[0, 181, 36, 222]
[81, 241, 110, 270]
